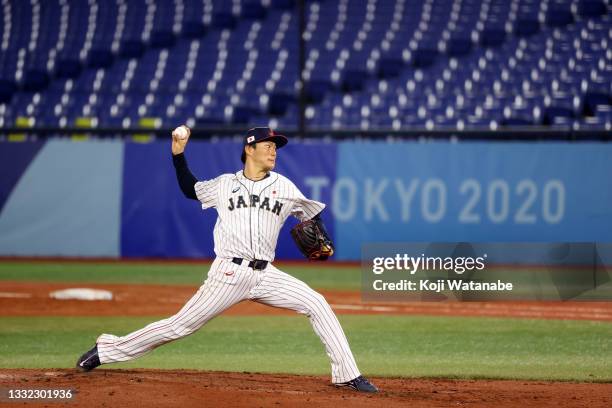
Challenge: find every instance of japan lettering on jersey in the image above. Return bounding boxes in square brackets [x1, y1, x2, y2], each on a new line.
[195, 170, 325, 262]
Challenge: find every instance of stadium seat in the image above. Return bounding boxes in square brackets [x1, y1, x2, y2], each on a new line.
[0, 0, 609, 131]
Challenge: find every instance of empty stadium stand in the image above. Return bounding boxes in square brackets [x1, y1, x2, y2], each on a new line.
[0, 0, 609, 132]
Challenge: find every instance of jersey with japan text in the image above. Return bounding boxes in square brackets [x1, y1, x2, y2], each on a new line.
[195, 170, 325, 262]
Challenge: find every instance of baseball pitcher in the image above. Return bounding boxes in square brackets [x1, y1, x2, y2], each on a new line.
[76, 126, 378, 393]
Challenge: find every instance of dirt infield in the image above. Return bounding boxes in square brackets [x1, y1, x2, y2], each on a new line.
[0, 369, 611, 408]
[1, 281, 612, 320]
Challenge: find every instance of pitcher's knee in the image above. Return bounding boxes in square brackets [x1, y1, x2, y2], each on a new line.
[168, 317, 198, 338]
[304, 291, 333, 317]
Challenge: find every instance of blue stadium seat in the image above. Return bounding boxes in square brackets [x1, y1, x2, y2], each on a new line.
[0, 0, 609, 131]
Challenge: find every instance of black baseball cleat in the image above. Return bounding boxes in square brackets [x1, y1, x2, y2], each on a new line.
[335, 375, 378, 393]
[76, 345, 101, 372]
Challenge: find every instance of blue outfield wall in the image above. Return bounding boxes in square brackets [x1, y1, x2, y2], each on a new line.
[333, 142, 612, 259]
[0, 140, 124, 257]
[0, 140, 611, 260]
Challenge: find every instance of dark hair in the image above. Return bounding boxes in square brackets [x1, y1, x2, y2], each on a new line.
[241, 144, 254, 164]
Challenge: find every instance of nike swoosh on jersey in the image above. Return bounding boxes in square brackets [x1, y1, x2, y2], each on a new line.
[232, 186, 240, 193]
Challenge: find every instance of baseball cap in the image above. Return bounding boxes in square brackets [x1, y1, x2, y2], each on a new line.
[241, 127, 288, 163]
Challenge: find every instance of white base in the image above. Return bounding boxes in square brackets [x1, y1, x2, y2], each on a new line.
[49, 288, 113, 301]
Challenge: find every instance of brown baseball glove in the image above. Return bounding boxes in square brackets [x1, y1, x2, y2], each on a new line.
[290, 217, 334, 261]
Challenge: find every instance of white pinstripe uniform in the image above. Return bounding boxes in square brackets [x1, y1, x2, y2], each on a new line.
[96, 170, 362, 383]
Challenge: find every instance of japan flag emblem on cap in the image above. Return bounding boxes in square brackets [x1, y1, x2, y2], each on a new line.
[247, 136, 255, 143]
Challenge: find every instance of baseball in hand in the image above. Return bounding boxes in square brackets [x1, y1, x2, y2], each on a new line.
[173, 125, 189, 140]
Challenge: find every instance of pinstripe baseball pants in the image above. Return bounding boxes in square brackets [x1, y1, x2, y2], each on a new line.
[97, 258, 361, 383]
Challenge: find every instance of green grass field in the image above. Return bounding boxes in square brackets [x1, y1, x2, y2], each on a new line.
[0, 261, 360, 289]
[1, 261, 611, 382]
